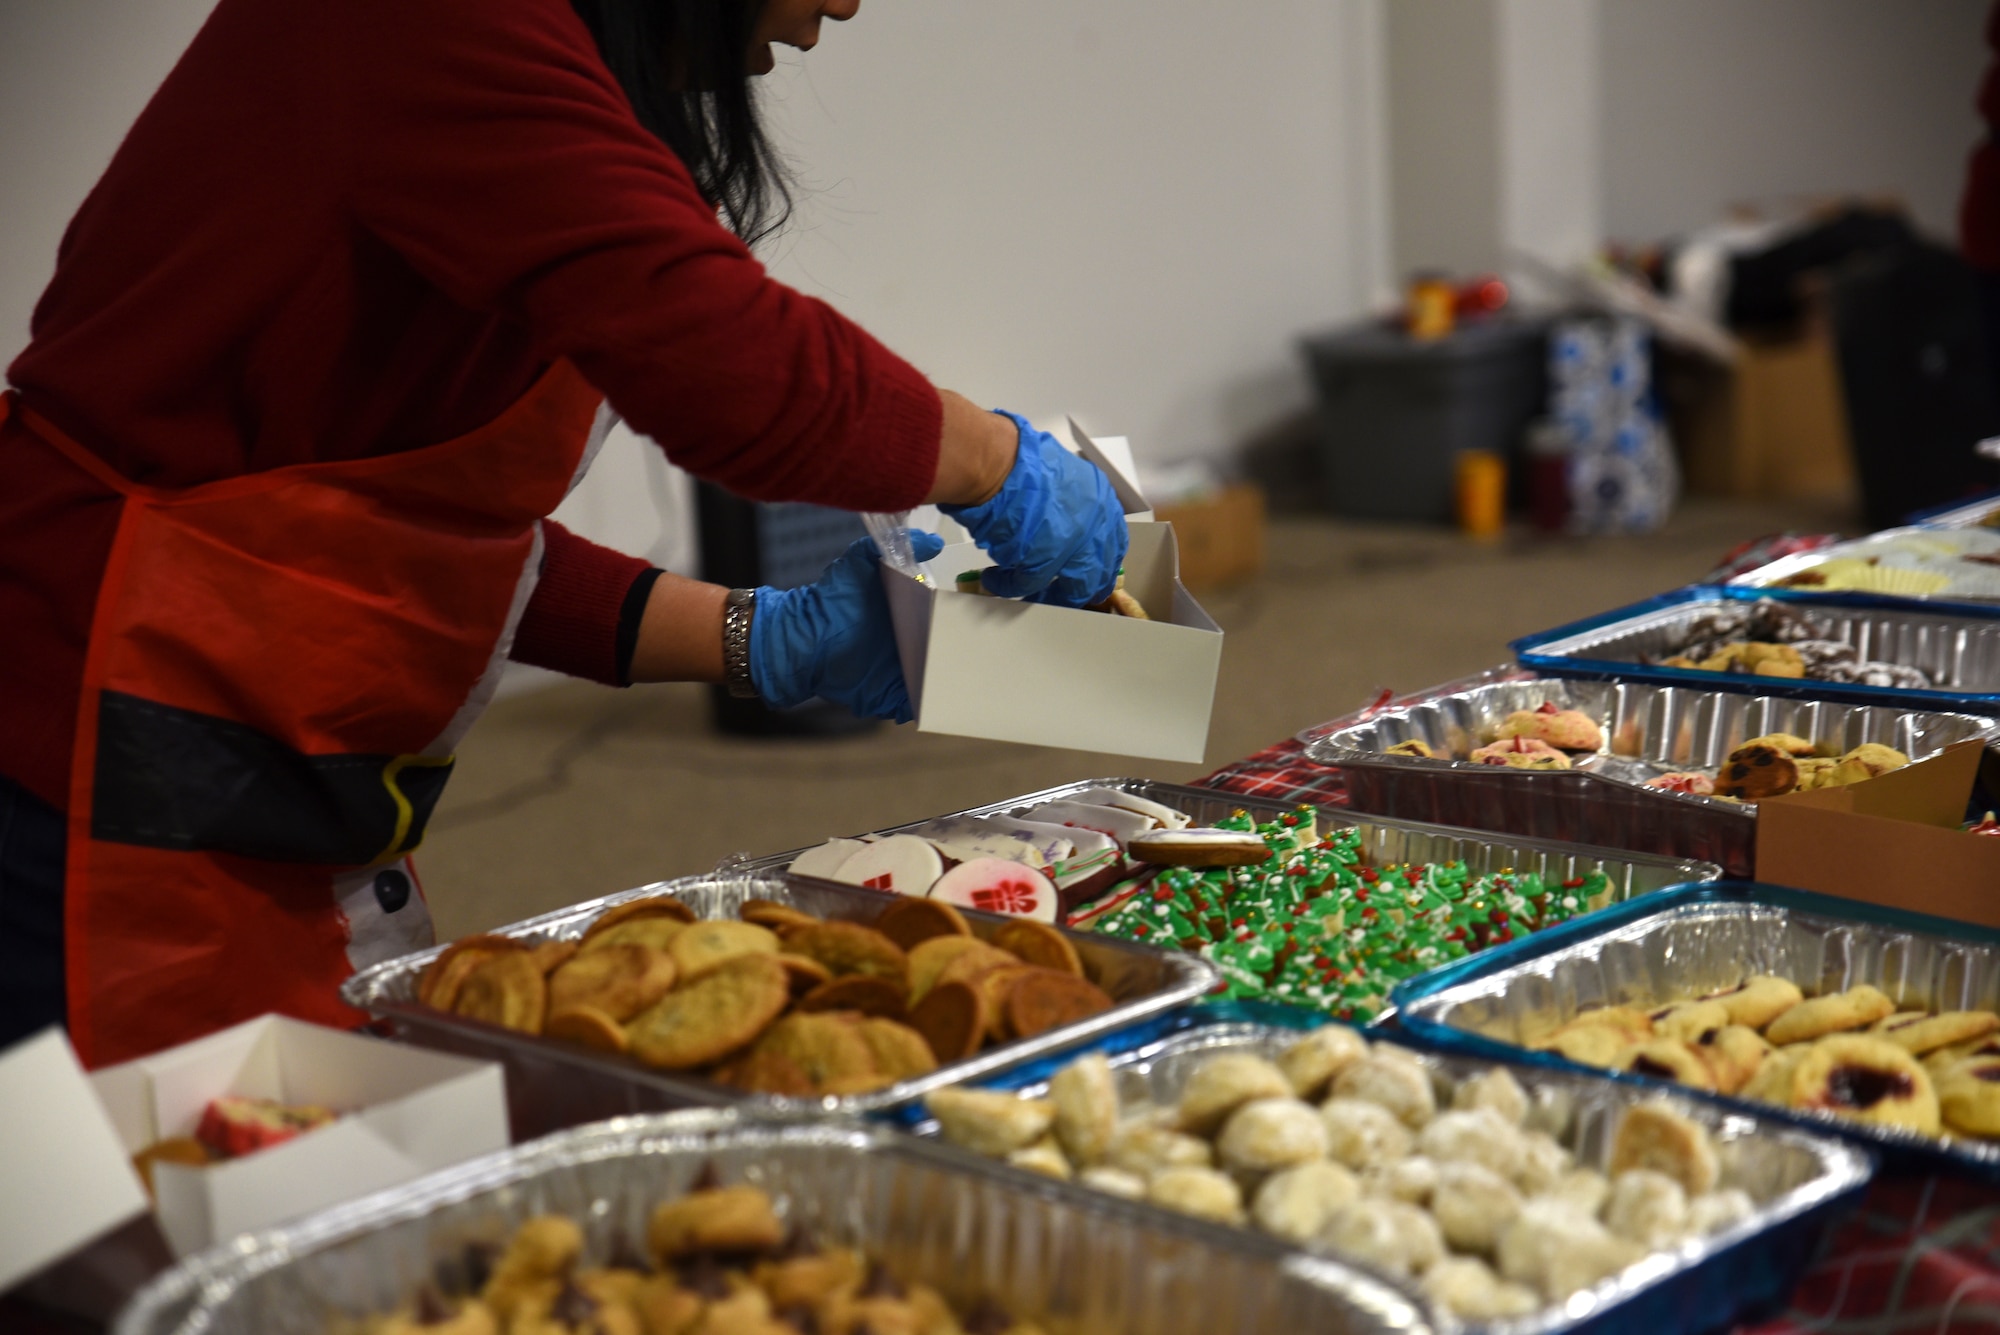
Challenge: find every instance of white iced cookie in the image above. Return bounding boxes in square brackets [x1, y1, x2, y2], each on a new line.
[1251, 1160, 1360, 1245]
[1361, 1154, 1439, 1205]
[1077, 1166, 1148, 1200]
[1538, 1167, 1611, 1218]
[1148, 1166, 1246, 1224]
[1178, 1053, 1295, 1134]
[1319, 1097, 1415, 1171]
[1333, 1052, 1436, 1129]
[927, 1089, 1055, 1157]
[1453, 1066, 1529, 1126]
[1006, 1137, 1073, 1181]
[1050, 1053, 1119, 1166]
[1430, 1161, 1524, 1255]
[1603, 1169, 1688, 1249]
[1105, 1123, 1213, 1177]
[1514, 1129, 1572, 1195]
[1687, 1188, 1756, 1236]
[1423, 1257, 1541, 1321]
[1417, 1108, 1525, 1179]
[1217, 1098, 1330, 1176]
[1277, 1027, 1370, 1101]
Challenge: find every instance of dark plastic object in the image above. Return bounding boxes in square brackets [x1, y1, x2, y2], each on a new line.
[1299, 319, 1547, 522]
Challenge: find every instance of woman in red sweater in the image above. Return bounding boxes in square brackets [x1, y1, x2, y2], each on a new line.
[0, 0, 1128, 1063]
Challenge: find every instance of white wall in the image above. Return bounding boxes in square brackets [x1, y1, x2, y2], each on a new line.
[1599, 0, 1989, 245]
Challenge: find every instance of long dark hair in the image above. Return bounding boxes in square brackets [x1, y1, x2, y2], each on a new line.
[568, 0, 791, 245]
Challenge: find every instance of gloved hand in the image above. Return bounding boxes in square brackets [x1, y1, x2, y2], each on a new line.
[941, 411, 1129, 607]
[749, 530, 944, 723]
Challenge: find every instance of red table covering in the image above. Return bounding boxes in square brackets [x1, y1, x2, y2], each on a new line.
[1196, 735, 2000, 1334]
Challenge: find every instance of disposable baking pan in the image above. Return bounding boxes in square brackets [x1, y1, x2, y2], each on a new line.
[114, 1108, 1427, 1335]
[1728, 525, 2000, 605]
[1299, 669, 2000, 876]
[905, 1013, 1870, 1335]
[1392, 881, 2000, 1178]
[342, 872, 1218, 1139]
[1909, 492, 2000, 529]
[1510, 585, 2000, 717]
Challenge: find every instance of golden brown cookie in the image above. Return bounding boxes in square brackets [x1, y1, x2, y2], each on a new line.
[711, 1048, 816, 1096]
[1619, 1040, 1718, 1091]
[1765, 984, 1897, 1045]
[667, 920, 780, 980]
[853, 1018, 939, 1081]
[739, 898, 819, 934]
[797, 975, 908, 1019]
[1741, 1044, 1809, 1106]
[786, 921, 910, 986]
[1693, 1024, 1771, 1095]
[774, 953, 834, 996]
[1714, 744, 1799, 800]
[748, 1012, 879, 1093]
[1702, 976, 1805, 1030]
[1535, 1025, 1636, 1068]
[1609, 1102, 1719, 1195]
[419, 935, 527, 1012]
[1874, 1011, 2000, 1056]
[453, 950, 547, 1034]
[1648, 1000, 1731, 1044]
[753, 1248, 867, 1309]
[529, 940, 580, 976]
[578, 916, 687, 956]
[543, 1005, 630, 1056]
[872, 897, 971, 952]
[1790, 1034, 1940, 1135]
[1937, 1056, 2000, 1136]
[1839, 742, 1909, 777]
[586, 896, 697, 936]
[971, 963, 1035, 1039]
[548, 944, 678, 1022]
[131, 1136, 211, 1195]
[1385, 739, 1436, 758]
[991, 920, 1084, 977]
[482, 1215, 584, 1323]
[626, 953, 790, 1070]
[1004, 969, 1115, 1040]
[648, 1185, 785, 1262]
[907, 936, 1000, 1001]
[1740, 732, 1817, 758]
[907, 979, 987, 1062]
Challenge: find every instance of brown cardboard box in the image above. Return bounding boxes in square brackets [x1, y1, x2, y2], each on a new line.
[1153, 483, 1267, 591]
[1664, 315, 1858, 503]
[1755, 740, 2000, 927]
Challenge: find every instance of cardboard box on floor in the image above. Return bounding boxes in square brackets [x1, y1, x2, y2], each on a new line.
[1154, 483, 1267, 592]
[881, 421, 1223, 764]
[1756, 740, 2000, 925]
[0, 1016, 506, 1313]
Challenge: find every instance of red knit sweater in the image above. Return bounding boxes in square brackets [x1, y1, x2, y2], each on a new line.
[0, 0, 943, 813]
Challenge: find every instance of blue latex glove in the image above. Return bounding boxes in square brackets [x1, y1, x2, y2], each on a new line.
[941, 411, 1129, 607]
[749, 530, 944, 723]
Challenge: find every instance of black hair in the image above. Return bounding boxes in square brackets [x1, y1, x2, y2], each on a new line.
[568, 0, 792, 245]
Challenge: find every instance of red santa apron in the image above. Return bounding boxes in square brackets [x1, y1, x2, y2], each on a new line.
[9, 360, 607, 1067]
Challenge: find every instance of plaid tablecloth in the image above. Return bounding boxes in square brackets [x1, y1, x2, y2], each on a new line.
[1196, 735, 2000, 1334]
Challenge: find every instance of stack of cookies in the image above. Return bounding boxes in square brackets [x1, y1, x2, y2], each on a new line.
[360, 1176, 1047, 1335]
[416, 893, 1115, 1099]
[1534, 976, 2000, 1140]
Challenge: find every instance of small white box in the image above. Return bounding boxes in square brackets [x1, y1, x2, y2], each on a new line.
[882, 422, 1223, 763]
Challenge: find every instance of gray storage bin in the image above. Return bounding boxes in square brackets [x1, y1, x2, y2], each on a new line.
[1300, 319, 1548, 521]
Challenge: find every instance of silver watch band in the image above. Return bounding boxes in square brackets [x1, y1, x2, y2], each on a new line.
[722, 587, 759, 699]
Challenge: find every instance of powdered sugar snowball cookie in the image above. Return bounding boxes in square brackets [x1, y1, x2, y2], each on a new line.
[1514, 1130, 1572, 1195]
[1541, 1231, 1646, 1301]
[926, 858, 1059, 921]
[1078, 1166, 1148, 1200]
[788, 837, 870, 881]
[1603, 1169, 1688, 1248]
[1687, 1188, 1756, 1236]
[1177, 1053, 1295, 1134]
[1006, 1138, 1072, 1180]
[1333, 1052, 1437, 1129]
[926, 1089, 1055, 1157]
[1423, 1257, 1540, 1321]
[1385, 1199, 1446, 1274]
[1049, 1053, 1119, 1166]
[1105, 1124, 1214, 1177]
[1251, 1160, 1360, 1244]
[1452, 1066, 1529, 1125]
[1277, 1027, 1371, 1101]
[1147, 1166, 1245, 1225]
[1217, 1097, 1331, 1176]
[1319, 1200, 1440, 1279]
[1418, 1108, 1526, 1179]
[1538, 1167, 1611, 1217]
[1495, 1199, 1612, 1293]
[834, 836, 944, 896]
[1362, 1154, 1438, 1205]
[1430, 1161, 1523, 1255]
[1320, 1097, 1416, 1170]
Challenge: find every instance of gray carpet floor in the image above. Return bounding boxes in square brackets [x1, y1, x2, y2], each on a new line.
[416, 498, 1849, 941]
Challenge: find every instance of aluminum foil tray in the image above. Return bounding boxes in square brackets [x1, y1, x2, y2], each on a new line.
[1510, 585, 2000, 716]
[1392, 881, 2000, 1178]
[115, 1109, 1426, 1335]
[1729, 525, 2000, 604]
[1299, 670, 2000, 876]
[1910, 492, 2000, 530]
[907, 1014, 1869, 1335]
[341, 872, 1218, 1139]
[753, 777, 1722, 909]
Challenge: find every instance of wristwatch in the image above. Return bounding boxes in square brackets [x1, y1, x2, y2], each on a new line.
[722, 587, 759, 699]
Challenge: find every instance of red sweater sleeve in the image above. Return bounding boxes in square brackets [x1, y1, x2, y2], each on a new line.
[510, 520, 655, 685]
[328, 0, 941, 510]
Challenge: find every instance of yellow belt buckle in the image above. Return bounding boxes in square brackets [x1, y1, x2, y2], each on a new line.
[377, 753, 455, 863]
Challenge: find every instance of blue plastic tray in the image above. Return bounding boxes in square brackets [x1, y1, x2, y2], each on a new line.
[1511, 584, 2000, 717]
[1392, 880, 2000, 1179]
